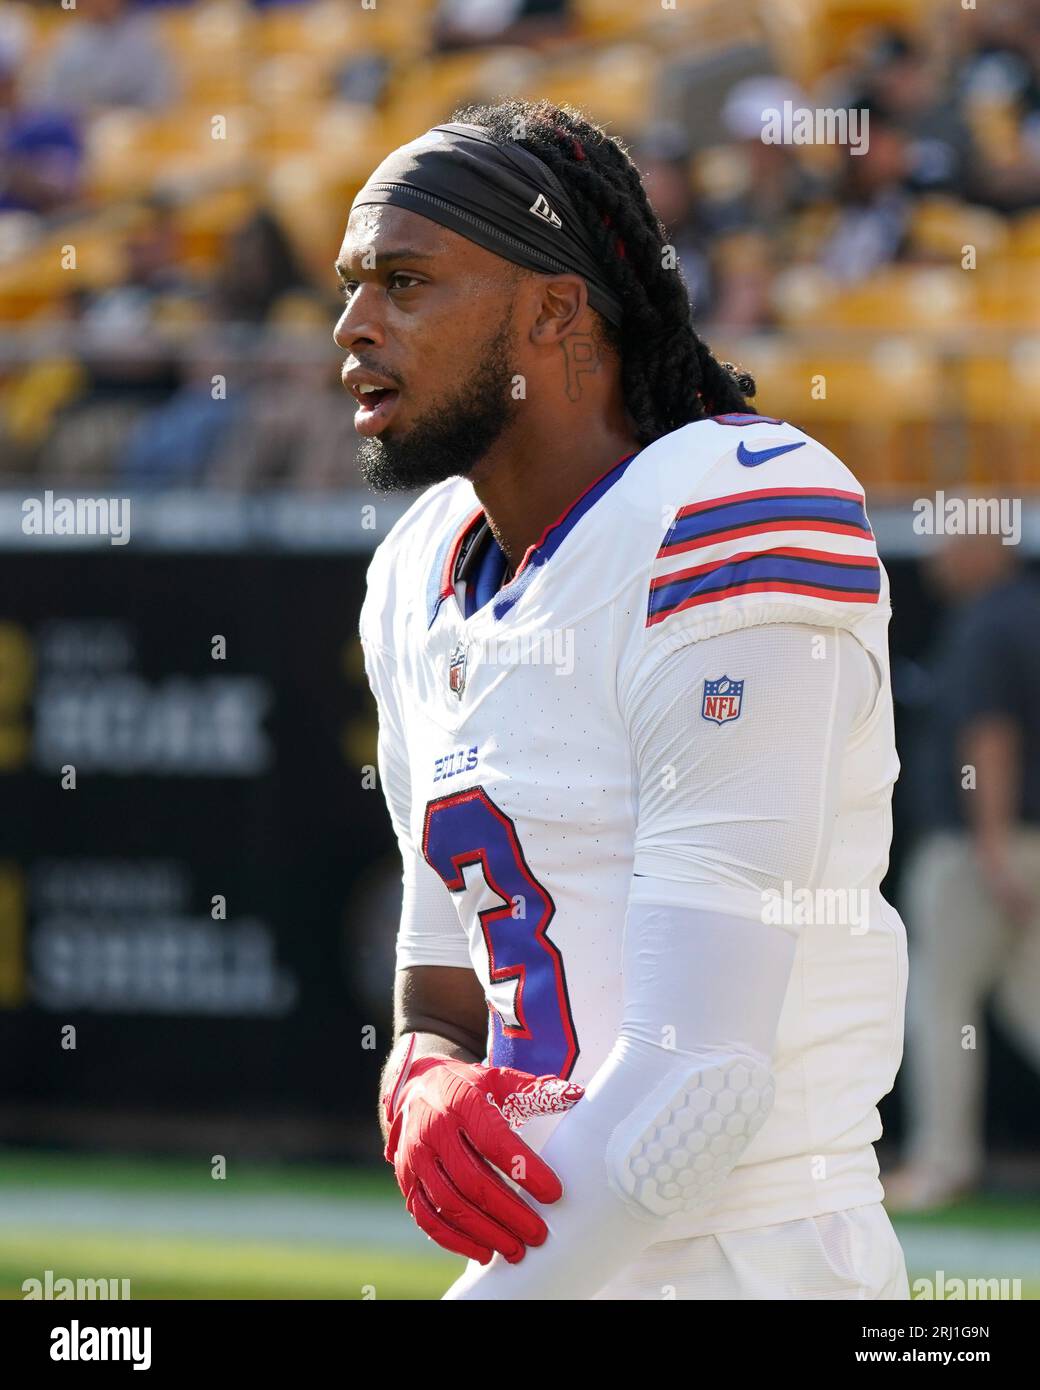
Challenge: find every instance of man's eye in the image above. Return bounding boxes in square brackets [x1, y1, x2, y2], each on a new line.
[339, 274, 421, 300]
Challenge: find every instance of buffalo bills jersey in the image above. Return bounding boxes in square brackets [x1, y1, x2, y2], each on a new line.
[360, 414, 907, 1239]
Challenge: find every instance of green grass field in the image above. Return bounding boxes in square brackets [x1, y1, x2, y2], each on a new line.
[0, 1151, 458, 1300]
[1, 1150, 1036, 1300]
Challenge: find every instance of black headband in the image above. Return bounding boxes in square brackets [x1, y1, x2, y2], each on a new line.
[350, 123, 626, 329]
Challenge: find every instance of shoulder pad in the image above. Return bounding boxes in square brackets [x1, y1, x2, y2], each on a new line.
[632, 416, 883, 646]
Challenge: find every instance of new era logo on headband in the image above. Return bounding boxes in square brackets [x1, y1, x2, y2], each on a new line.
[529, 193, 562, 228]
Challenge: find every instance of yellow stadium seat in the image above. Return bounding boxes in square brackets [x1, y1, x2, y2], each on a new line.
[362, 0, 438, 61]
[974, 265, 1040, 331]
[773, 266, 977, 334]
[19, 1, 69, 60]
[253, 0, 429, 63]
[86, 108, 256, 201]
[908, 197, 1009, 265]
[254, 5, 344, 58]
[0, 212, 132, 322]
[960, 351, 1040, 489]
[160, 2, 249, 48]
[248, 53, 334, 107]
[1006, 210, 1040, 263]
[260, 101, 381, 166]
[711, 339, 945, 496]
[572, 0, 674, 43]
[386, 47, 538, 130]
[177, 185, 259, 266]
[265, 164, 353, 271]
[158, 1, 252, 100]
[522, 44, 654, 132]
[763, 0, 942, 86]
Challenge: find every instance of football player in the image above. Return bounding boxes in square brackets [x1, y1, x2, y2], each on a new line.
[336, 99, 909, 1299]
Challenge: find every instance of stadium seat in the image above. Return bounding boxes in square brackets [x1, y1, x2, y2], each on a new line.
[177, 185, 259, 267]
[762, 0, 940, 85]
[908, 198, 1009, 265]
[522, 44, 654, 132]
[960, 351, 1040, 489]
[718, 339, 945, 495]
[0, 212, 130, 322]
[157, 1, 252, 102]
[773, 265, 977, 334]
[572, 0, 673, 42]
[975, 265, 1040, 332]
[382, 47, 539, 134]
[254, 3, 352, 60]
[86, 107, 255, 201]
[1006, 209, 1040, 262]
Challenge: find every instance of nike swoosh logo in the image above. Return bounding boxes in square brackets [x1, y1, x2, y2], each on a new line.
[736, 440, 806, 467]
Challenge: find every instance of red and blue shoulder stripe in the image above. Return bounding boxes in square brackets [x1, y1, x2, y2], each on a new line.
[647, 485, 880, 628]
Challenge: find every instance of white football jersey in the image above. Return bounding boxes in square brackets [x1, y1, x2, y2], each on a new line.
[360, 413, 908, 1239]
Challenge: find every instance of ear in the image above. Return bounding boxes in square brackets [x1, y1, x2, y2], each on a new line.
[528, 274, 589, 346]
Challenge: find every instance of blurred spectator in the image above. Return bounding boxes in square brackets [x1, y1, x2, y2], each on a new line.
[210, 292, 357, 489]
[334, 52, 392, 108]
[844, 29, 975, 196]
[118, 323, 250, 486]
[0, 36, 83, 218]
[28, 205, 197, 479]
[432, 0, 573, 52]
[0, 310, 86, 478]
[34, 0, 176, 112]
[954, 0, 1040, 210]
[705, 228, 775, 331]
[66, 199, 192, 408]
[889, 529, 1040, 1211]
[691, 76, 826, 326]
[213, 210, 307, 324]
[82, 196, 196, 334]
[686, 78, 823, 330]
[711, 77, 824, 234]
[634, 122, 714, 317]
[815, 115, 914, 282]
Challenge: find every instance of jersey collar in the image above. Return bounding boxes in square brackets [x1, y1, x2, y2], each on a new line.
[426, 448, 642, 628]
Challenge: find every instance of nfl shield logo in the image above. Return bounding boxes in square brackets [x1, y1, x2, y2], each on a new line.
[701, 675, 744, 725]
[448, 642, 467, 698]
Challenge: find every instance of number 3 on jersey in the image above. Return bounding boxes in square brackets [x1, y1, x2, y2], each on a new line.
[422, 787, 579, 1078]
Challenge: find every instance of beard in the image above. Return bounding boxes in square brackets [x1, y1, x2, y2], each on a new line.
[354, 312, 520, 494]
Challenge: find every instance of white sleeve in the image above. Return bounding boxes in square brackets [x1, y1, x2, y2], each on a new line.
[626, 622, 875, 918]
[443, 623, 874, 1300]
[361, 637, 472, 971]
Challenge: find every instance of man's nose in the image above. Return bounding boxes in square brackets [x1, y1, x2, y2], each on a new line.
[333, 285, 384, 352]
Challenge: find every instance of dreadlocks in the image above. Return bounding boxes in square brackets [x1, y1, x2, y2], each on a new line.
[451, 98, 756, 446]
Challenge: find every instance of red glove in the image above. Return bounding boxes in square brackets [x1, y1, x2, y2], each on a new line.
[382, 1039, 584, 1265]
